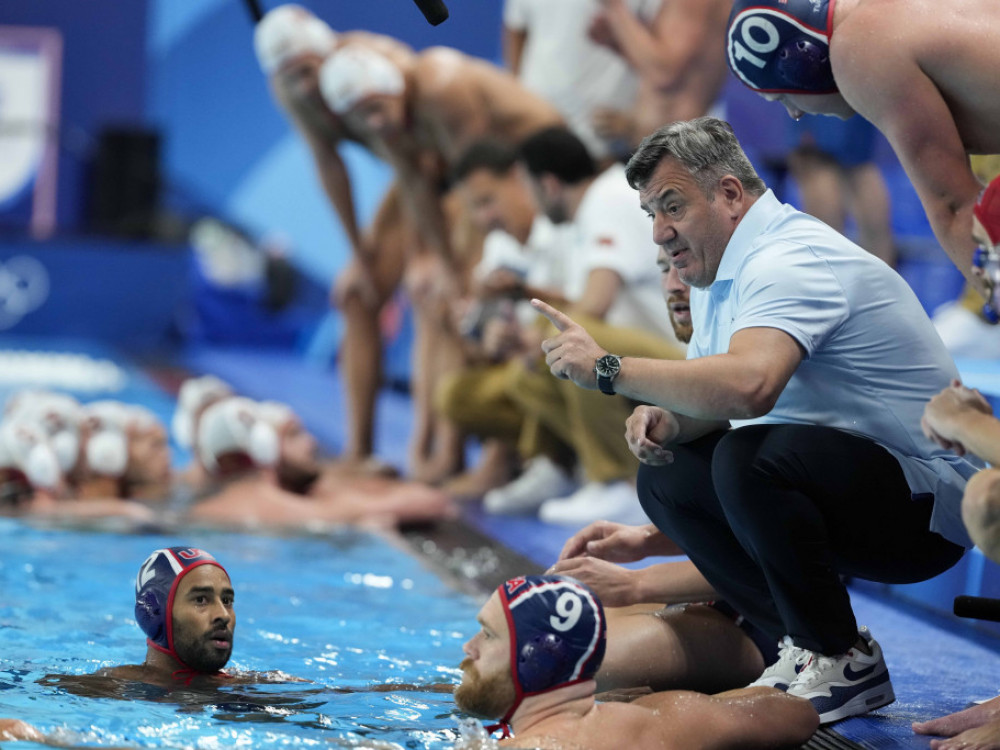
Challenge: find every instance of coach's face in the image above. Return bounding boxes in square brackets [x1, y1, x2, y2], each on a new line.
[639, 157, 737, 289]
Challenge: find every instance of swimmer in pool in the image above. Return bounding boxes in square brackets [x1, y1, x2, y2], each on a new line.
[43, 545, 308, 702]
[455, 574, 818, 749]
[186, 397, 455, 530]
[100, 546, 239, 686]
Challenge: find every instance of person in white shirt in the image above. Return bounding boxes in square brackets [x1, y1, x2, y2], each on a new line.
[480, 127, 685, 524]
[503, 0, 658, 161]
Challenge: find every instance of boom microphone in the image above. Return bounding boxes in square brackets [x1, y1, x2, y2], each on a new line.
[954, 595, 1000, 623]
[412, 0, 449, 25]
[243, 0, 265, 23]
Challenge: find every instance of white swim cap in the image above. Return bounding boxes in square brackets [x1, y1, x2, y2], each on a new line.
[254, 4, 338, 74]
[197, 397, 279, 475]
[7, 392, 82, 473]
[319, 46, 405, 115]
[0, 418, 62, 490]
[172, 375, 234, 451]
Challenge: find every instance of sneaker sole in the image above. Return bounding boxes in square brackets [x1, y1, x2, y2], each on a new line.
[799, 675, 896, 724]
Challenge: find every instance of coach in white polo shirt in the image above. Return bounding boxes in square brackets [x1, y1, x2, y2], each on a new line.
[532, 117, 978, 724]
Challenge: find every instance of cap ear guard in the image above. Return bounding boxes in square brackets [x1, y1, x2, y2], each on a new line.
[0, 419, 62, 490]
[775, 37, 835, 91]
[25, 442, 61, 489]
[248, 420, 279, 467]
[86, 429, 128, 477]
[518, 633, 574, 693]
[135, 586, 167, 646]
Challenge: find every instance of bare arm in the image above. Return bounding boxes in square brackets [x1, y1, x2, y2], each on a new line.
[834, 22, 983, 290]
[633, 687, 819, 749]
[574, 268, 623, 320]
[534, 297, 804, 420]
[503, 26, 527, 75]
[392, 155, 454, 262]
[608, 327, 802, 420]
[601, 0, 716, 92]
[278, 91, 366, 256]
[922, 381, 1000, 461]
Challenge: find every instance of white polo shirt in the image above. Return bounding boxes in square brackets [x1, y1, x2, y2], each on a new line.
[566, 164, 679, 343]
[504, 0, 659, 159]
[688, 190, 980, 548]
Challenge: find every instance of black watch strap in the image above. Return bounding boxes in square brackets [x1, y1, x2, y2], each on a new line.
[595, 354, 622, 396]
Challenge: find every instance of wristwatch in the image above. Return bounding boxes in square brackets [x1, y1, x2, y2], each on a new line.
[594, 354, 623, 396]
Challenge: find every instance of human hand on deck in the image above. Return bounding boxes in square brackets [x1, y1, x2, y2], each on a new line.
[532, 299, 605, 389]
[625, 405, 678, 465]
[331, 258, 379, 310]
[921, 379, 994, 455]
[587, 10, 622, 54]
[558, 520, 657, 563]
[547, 556, 643, 607]
[477, 268, 526, 300]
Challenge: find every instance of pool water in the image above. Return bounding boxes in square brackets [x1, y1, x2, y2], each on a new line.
[0, 519, 490, 748]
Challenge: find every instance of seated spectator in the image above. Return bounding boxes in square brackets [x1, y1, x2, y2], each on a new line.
[455, 574, 818, 748]
[443, 132, 686, 524]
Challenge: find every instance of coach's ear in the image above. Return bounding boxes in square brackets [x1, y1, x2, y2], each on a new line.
[716, 174, 747, 219]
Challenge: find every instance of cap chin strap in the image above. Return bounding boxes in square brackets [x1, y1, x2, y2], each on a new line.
[484, 720, 513, 739]
[485, 698, 521, 739]
[147, 638, 231, 685]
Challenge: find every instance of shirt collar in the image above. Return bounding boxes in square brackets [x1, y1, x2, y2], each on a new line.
[713, 189, 783, 282]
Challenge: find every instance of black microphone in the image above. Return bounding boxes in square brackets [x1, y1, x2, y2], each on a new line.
[954, 595, 1000, 623]
[412, 0, 449, 25]
[243, 0, 265, 23]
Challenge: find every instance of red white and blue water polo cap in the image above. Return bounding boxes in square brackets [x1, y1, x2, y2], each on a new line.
[727, 0, 838, 94]
[134, 547, 227, 660]
[498, 575, 605, 716]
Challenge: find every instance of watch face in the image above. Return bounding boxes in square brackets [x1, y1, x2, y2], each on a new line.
[596, 355, 621, 378]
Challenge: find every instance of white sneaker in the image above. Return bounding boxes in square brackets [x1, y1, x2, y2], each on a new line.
[748, 636, 812, 691]
[537, 480, 646, 526]
[483, 457, 576, 515]
[786, 626, 895, 724]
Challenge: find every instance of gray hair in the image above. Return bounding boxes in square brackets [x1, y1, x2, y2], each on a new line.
[625, 117, 767, 197]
